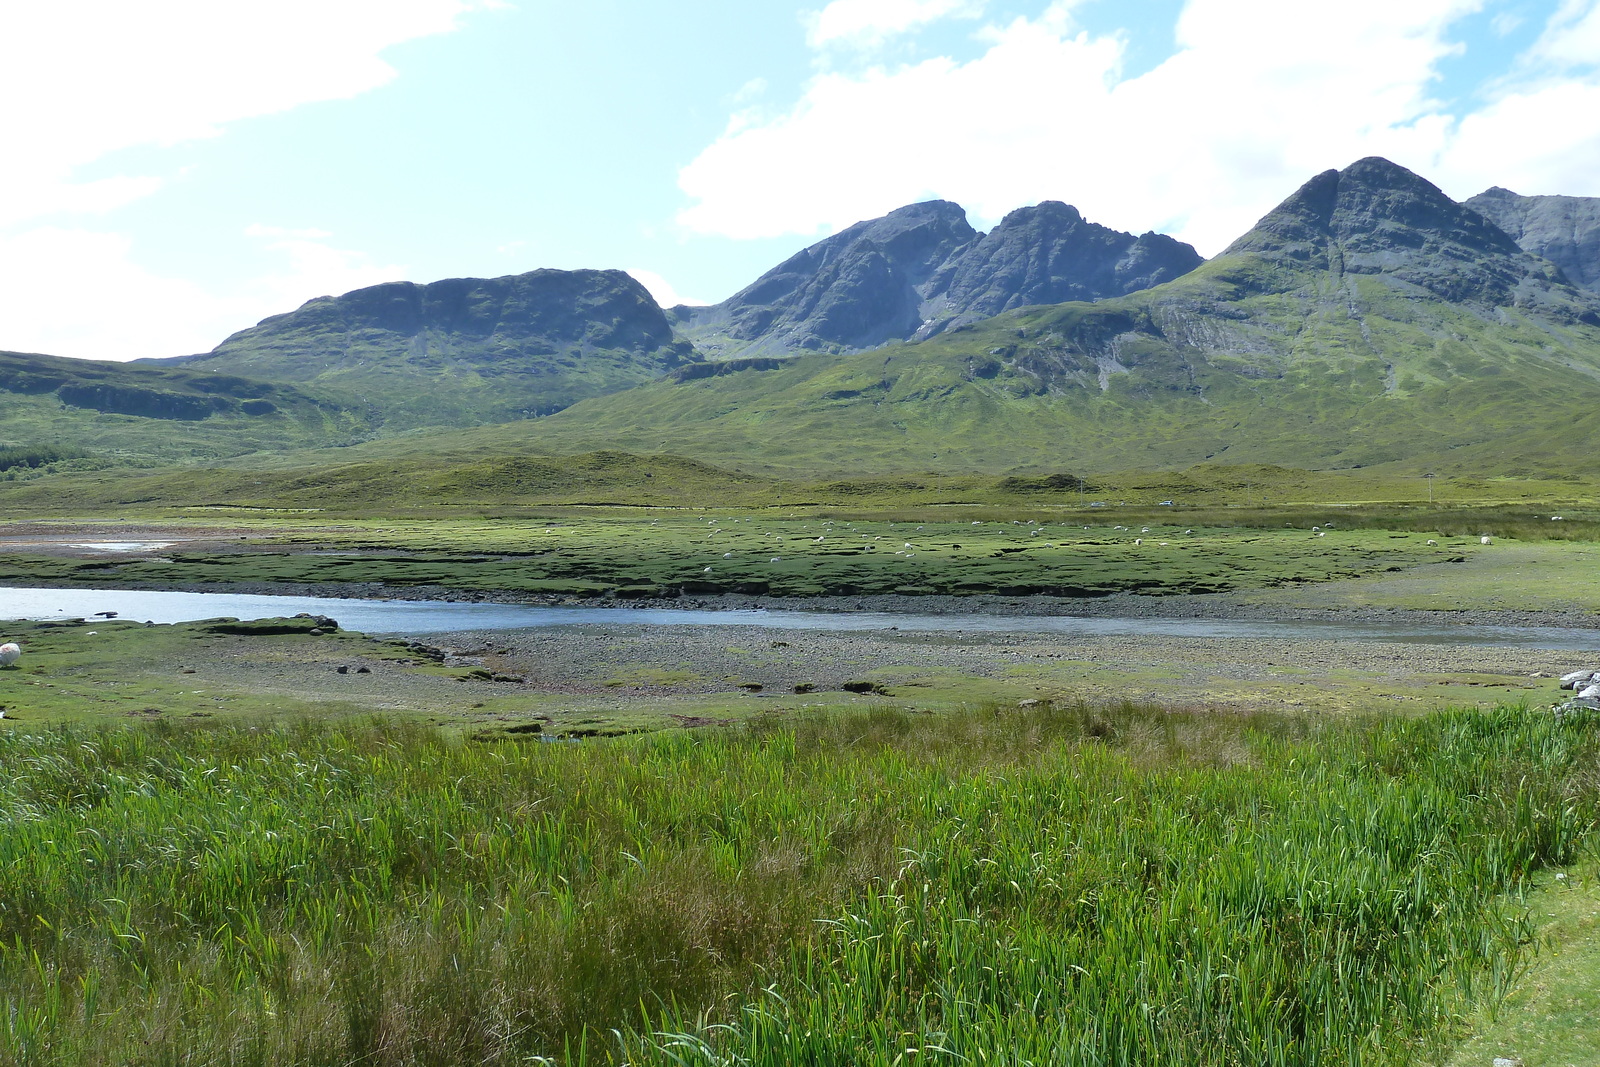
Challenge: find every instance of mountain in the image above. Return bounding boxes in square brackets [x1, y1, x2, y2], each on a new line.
[1225, 157, 1582, 311]
[163, 268, 698, 430]
[1464, 187, 1600, 292]
[910, 201, 1203, 338]
[673, 199, 1201, 359]
[0, 349, 368, 464]
[436, 157, 1600, 477]
[673, 201, 980, 359]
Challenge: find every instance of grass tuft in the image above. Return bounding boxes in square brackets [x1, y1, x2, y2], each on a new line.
[0, 703, 1593, 1064]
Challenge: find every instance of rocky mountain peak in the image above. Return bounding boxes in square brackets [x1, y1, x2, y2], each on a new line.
[674, 200, 980, 358]
[1224, 156, 1569, 306]
[678, 198, 1201, 358]
[914, 200, 1202, 338]
[1464, 186, 1600, 292]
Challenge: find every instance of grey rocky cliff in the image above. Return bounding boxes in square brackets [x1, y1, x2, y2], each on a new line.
[1464, 186, 1600, 292]
[677, 199, 1202, 359]
[913, 201, 1202, 339]
[675, 201, 979, 359]
[1224, 157, 1590, 317]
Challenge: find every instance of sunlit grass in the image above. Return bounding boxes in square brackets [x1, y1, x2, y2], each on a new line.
[0, 701, 1595, 1064]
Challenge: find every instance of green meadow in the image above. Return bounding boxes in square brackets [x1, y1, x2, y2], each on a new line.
[0, 508, 1572, 603]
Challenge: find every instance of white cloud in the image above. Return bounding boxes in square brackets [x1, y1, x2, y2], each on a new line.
[806, 0, 986, 48]
[241, 226, 407, 314]
[627, 269, 707, 309]
[0, 0, 495, 228]
[0, 226, 404, 361]
[679, 0, 1600, 257]
[0, 228, 229, 359]
[0, 0, 489, 358]
[1490, 10, 1525, 35]
[1524, 0, 1600, 66]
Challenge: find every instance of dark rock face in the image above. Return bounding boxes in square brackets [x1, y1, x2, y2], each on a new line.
[1224, 157, 1570, 307]
[220, 269, 686, 369]
[915, 201, 1202, 338]
[679, 201, 980, 357]
[181, 269, 697, 427]
[678, 200, 1201, 358]
[1464, 187, 1600, 292]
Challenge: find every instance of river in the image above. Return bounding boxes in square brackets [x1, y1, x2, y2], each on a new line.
[1, 585, 1598, 651]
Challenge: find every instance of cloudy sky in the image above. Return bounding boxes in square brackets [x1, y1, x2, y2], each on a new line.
[4, 0, 1599, 360]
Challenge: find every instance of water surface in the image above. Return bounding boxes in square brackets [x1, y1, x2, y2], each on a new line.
[1, 585, 1597, 650]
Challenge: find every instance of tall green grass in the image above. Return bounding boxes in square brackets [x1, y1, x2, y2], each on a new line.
[0, 703, 1594, 1065]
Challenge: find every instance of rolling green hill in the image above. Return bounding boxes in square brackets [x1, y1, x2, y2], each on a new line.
[379, 158, 1600, 479]
[0, 349, 369, 465]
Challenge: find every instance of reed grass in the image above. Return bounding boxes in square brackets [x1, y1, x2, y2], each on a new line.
[0, 701, 1594, 1065]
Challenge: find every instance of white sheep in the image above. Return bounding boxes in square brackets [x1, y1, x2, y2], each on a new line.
[1426, 539, 1438, 546]
[1480, 535, 1492, 545]
[0, 643, 19, 667]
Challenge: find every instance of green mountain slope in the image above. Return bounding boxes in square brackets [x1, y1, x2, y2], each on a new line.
[0, 349, 369, 465]
[400, 158, 1600, 477]
[159, 268, 698, 430]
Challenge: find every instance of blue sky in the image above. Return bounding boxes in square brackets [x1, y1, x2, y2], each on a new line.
[3, 0, 1598, 360]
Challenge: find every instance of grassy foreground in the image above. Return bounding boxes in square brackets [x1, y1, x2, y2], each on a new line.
[0, 703, 1596, 1065]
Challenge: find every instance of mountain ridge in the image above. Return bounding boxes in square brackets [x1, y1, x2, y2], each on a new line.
[422, 157, 1600, 477]
[1464, 186, 1600, 293]
[674, 198, 1202, 359]
[160, 267, 698, 430]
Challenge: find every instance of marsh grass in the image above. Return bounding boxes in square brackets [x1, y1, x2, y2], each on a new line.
[0, 701, 1595, 1065]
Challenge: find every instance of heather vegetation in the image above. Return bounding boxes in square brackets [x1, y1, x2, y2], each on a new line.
[0, 702, 1595, 1065]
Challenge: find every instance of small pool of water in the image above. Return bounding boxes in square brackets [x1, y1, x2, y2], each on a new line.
[1, 586, 1597, 651]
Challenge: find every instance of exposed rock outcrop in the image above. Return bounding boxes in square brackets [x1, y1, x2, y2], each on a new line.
[675, 199, 1201, 359]
[675, 201, 980, 358]
[1224, 157, 1576, 310]
[914, 201, 1202, 338]
[1464, 186, 1600, 292]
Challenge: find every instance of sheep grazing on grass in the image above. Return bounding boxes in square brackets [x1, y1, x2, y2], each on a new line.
[1427, 539, 1438, 546]
[1480, 535, 1493, 545]
[0, 643, 20, 668]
